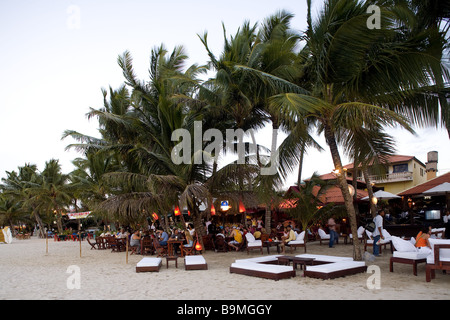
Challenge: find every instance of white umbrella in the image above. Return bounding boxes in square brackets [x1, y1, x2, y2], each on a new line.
[361, 190, 401, 200]
[423, 182, 450, 195]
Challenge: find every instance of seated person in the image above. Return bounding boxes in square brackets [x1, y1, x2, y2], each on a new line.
[130, 230, 141, 254]
[184, 230, 194, 247]
[157, 229, 169, 246]
[415, 226, 432, 255]
[228, 227, 243, 251]
[281, 225, 296, 253]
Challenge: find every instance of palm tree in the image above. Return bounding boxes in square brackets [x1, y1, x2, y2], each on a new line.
[269, 0, 447, 260]
[284, 173, 343, 233]
[1, 164, 47, 237]
[25, 159, 72, 233]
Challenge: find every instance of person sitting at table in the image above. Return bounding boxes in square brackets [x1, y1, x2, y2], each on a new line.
[281, 225, 296, 254]
[157, 229, 169, 246]
[415, 226, 432, 255]
[228, 227, 243, 251]
[184, 230, 194, 247]
[130, 230, 141, 254]
[170, 228, 183, 254]
[116, 228, 127, 238]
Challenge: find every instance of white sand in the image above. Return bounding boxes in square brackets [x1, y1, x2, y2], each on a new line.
[1, 237, 449, 300]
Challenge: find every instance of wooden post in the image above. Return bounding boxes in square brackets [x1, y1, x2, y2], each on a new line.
[78, 219, 82, 258]
[126, 235, 129, 264]
[45, 228, 48, 255]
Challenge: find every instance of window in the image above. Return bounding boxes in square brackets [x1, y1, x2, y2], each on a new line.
[393, 163, 408, 173]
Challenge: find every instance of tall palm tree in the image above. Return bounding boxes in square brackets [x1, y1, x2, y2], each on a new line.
[269, 0, 447, 260]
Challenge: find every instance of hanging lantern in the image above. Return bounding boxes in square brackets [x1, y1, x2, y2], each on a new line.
[239, 200, 246, 213]
[174, 206, 181, 216]
[211, 203, 216, 216]
[195, 242, 203, 251]
[152, 212, 159, 220]
[188, 210, 191, 216]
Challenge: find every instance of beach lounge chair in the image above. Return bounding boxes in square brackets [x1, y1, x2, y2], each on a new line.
[185, 255, 208, 270]
[426, 238, 450, 282]
[318, 228, 330, 245]
[389, 236, 428, 276]
[136, 257, 162, 272]
[349, 226, 365, 244]
[245, 233, 263, 255]
[364, 229, 392, 254]
[286, 231, 306, 253]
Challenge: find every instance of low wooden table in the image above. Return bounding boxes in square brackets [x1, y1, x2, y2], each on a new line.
[263, 241, 281, 254]
[292, 257, 315, 270]
[276, 255, 295, 266]
[166, 256, 178, 269]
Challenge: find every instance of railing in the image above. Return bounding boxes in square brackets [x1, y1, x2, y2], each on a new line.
[358, 171, 413, 184]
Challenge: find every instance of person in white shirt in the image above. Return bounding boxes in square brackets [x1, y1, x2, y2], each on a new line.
[444, 210, 450, 239]
[372, 210, 385, 257]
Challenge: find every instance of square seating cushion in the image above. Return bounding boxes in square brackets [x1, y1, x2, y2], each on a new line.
[231, 262, 293, 274]
[185, 255, 206, 266]
[391, 236, 418, 252]
[247, 240, 262, 247]
[235, 255, 281, 264]
[295, 254, 352, 263]
[136, 257, 162, 267]
[305, 261, 366, 274]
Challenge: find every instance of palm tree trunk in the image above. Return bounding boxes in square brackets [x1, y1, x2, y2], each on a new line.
[362, 165, 377, 217]
[34, 211, 46, 238]
[297, 142, 306, 186]
[324, 124, 362, 261]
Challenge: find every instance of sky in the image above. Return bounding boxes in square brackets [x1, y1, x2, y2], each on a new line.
[0, 0, 449, 190]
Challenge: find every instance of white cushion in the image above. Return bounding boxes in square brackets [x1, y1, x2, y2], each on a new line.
[245, 233, 256, 243]
[391, 236, 418, 252]
[136, 257, 162, 267]
[318, 229, 329, 239]
[235, 255, 281, 264]
[305, 261, 365, 273]
[185, 255, 206, 265]
[231, 262, 293, 274]
[393, 251, 429, 260]
[295, 254, 352, 263]
[427, 239, 450, 264]
[288, 240, 305, 245]
[296, 231, 305, 241]
[365, 230, 373, 239]
[247, 240, 262, 247]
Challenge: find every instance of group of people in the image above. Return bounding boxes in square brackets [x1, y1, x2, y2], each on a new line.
[369, 209, 449, 257]
[110, 223, 197, 255]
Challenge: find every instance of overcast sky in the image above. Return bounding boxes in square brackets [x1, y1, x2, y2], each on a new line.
[1, 0, 449, 190]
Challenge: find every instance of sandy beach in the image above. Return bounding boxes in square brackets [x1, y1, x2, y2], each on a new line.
[1, 237, 449, 300]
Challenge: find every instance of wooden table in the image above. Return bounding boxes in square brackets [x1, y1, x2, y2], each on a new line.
[263, 241, 281, 254]
[166, 256, 178, 269]
[292, 257, 315, 270]
[276, 255, 295, 266]
[167, 240, 184, 257]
